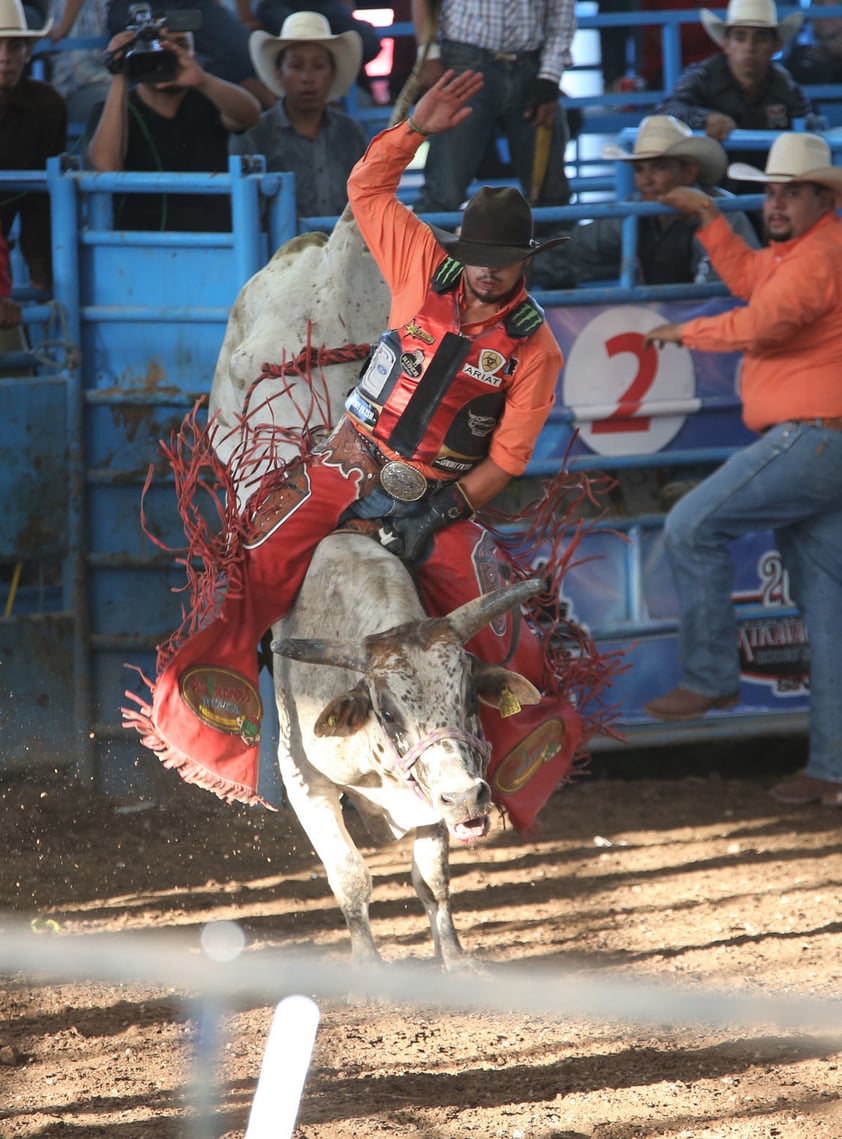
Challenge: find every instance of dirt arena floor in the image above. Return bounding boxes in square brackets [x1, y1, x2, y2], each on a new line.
[1, 738, 841, 1139]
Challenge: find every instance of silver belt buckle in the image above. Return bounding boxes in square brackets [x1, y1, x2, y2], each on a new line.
[379, 460, 428, 502]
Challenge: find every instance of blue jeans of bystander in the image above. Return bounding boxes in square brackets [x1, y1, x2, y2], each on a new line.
[663, 420, 842, 783]
[413, 40, 570, 216]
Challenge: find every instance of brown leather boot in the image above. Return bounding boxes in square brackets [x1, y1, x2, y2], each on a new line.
[643, 685, 740, 721]
[769, 774, 842, 807]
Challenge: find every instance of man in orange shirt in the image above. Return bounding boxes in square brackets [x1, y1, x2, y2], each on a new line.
[642, 133, 842, 808]
[126, 69, 592, 829]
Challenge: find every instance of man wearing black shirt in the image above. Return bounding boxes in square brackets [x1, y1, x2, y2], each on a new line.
[87, 29, 260, 231]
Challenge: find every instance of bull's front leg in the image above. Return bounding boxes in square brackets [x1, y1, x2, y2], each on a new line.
[411, 823, 470, 972]
[280, 764, 382, 968]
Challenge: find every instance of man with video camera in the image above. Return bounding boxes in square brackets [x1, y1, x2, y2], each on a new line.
[106, 0, 275, 107]
[87, 9, 260, 231]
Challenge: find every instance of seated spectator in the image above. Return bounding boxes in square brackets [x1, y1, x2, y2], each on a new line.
[48, 0, 111, 125]
[656, 0, 812, 182]
[531, 115, 759, 290]
[0, 231, 21, 327]
[786, 0, 842, 85]
[86, 28, 260, 231]
[230, 12, 366, 217]
[0, 0, 67, 290]
[106, 0, 276, 108]
[249, 1, 381, 83]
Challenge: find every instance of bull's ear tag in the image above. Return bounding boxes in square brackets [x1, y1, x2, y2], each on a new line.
[499, 686, 521, 718]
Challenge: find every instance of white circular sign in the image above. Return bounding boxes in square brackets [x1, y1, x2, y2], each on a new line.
[563, 306, 700, 456]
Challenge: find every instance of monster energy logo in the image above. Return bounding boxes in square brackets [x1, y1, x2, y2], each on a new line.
[433, 258, 464, 289]
[509, 301, 544, 335]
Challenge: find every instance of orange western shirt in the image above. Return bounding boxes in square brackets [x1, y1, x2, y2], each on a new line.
[346, 122, 563, 478]
[681, 211, 842, 433]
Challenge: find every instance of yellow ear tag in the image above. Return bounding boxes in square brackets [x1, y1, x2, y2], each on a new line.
[498, 686, 521, 718]
[326, 714, 337, 728]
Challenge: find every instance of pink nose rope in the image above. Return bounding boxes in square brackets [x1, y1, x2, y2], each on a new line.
[388, 726, 492, 802]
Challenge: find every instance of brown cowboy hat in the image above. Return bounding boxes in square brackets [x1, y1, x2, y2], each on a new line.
[427, 186, 569, 268]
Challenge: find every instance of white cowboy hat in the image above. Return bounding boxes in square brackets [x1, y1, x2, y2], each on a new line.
[0, 0, 52, 37]
[701, 0, 803, 48]
[249, 11, 363, 103]
[728, 132, 842, 199]
[602, 115, 728, 187]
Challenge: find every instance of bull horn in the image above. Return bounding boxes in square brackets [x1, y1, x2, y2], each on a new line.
[271, 637, 367, 673]
[444, 577, 543, 647]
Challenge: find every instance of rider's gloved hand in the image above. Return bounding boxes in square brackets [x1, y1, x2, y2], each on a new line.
[378, 482, 474, 562]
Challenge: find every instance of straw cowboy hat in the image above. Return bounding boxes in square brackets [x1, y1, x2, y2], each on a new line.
[427, 186, 569, 268]
[250, 11, 363, 103]
[701, 0, 803, 49]
[728, 132, 842, 200]
[602, 115, 728, 187]
[0, 0, 52, 37]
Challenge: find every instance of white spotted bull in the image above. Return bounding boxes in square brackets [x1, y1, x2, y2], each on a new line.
[271, 532, 541, 971]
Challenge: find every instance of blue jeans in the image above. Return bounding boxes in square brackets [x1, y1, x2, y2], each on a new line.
[664, 420, 842, 783]
[413, 41, 570, 215]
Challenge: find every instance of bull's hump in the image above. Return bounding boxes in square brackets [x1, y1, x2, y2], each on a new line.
[270, 231, 329, 264]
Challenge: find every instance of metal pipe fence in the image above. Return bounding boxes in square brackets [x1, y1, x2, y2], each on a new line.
[2, 918, 841, 1137]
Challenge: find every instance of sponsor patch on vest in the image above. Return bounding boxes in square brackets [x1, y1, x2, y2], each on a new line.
[400, 349, 424, 378]
[181, 666, 262, 745]
[467, 409, 496, 438]
[432, 455, 474, 473]
[345, 388, 378, 427]
[490, 718, 565, 794]
[359, 340, 396, 397]
[405, 320, 435, 344]
[463, 348, 507, 387]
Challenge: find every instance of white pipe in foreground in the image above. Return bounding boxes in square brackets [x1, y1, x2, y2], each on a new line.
[245, 995, 321, 1139]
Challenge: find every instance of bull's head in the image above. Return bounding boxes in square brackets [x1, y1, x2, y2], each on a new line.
[272, 579, 542, 841]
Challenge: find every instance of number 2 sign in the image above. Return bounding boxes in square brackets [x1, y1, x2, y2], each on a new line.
[563, 306, 700, 457]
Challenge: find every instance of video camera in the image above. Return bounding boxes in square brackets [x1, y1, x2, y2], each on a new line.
[105, 3, 202, 86]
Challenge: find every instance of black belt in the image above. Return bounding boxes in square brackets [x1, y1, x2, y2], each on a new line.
[443, 40, 541, 65]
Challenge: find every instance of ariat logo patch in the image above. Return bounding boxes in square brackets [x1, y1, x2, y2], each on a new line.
[490, 718, 565, 794]
[405, 321, 435, 344]
[480, 349, 505, 374]
[464, 349, 507, 387]
[181, 666, 262, 745]
[401, 349, 424, 378]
